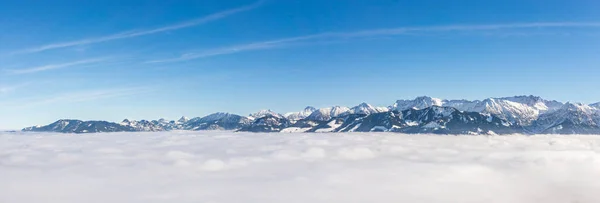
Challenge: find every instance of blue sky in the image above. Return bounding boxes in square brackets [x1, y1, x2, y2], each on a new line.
[1, 0, 599, 129]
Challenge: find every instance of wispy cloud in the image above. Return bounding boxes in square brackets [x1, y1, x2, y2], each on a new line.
[6, 58, 107, 75]
[148, 22, 600, 63]
[146, 34, 322, 63]
[12, 1, 263, 55]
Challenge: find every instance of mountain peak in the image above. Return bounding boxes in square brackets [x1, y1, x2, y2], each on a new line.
[304, 106, 316, 111]
[350, 102, 386, 115]
[178, 116, 189, 123]
[250, 109, 283, 119]
[500, 95, 544, 104]
[331, 106, 350, 114]
[510, 95, 542, 100]
[305, 106, 350, 121]
[562, 102, 595, 113]
[284, 106, 317, 121]
[393, 96, 443, 111]
[414, 96, 432, 99]
[357, 102, 370, 107]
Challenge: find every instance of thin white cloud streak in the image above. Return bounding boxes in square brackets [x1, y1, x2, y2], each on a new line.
[6, 58, 107, 74]
[148, 22, 600, 63]
[12, 1, 263, 55]
[146, 34, 321, 63]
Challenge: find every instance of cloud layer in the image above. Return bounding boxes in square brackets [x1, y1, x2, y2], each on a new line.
[1, 131, 599, 203]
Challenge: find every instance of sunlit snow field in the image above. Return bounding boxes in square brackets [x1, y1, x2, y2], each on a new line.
[1, 131, 600, 203]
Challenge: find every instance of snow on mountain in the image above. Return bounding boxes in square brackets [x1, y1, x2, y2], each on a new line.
[23, 95, 600, 135]
[191, 112, 234, 123]
[332, 112, 402, 133]
[590, 102, 600, 109]
[306, 106, 350, 121]
[121, 119, 164, 131]
[350, 103, 388, 115]
[23, 119, 79, 132]
[24, 119, 136, 133]
[393, 96, 443, 111]
[177, 116, 190, 123]
[467, 98, 541, 125]
[331, 106, 351, 117]
[293, 106, 516, 134]
[313, 119, 345, 133]
[391, 95, 565, 125]
[185, 113, 252, 130]
[462, 96, 564, 125]
[566, 102, 599, 115]
[249, 109, 284, 119]
[119, 116, 194, 131]
[238, 115, 291, 132]
[376, 106, 390, 112]
[284, 106, 317, 121]
[392, 96, 482, 112]
[500, 95, 564, 113]
[165, 116, 189, 130]
[442, 99, 481, 111]
[398, 106, 517, 134]
[531, 103, 600, 134]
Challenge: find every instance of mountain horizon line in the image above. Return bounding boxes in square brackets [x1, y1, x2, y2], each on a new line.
[21, 95, 600, 135]
[28, 95, 600, 124]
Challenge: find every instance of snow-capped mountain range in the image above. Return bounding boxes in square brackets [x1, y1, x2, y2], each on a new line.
[22, 95, 600, 135]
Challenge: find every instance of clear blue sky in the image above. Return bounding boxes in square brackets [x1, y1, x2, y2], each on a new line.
[1, 0, 599, 129]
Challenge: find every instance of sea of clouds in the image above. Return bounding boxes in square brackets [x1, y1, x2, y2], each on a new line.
[1, 131, 599, 203]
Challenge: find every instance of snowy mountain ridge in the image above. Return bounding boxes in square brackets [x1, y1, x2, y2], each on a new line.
[391, 95, 568, 125]
[22, 95, 600, 134]
[284, 106, 317, 121]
